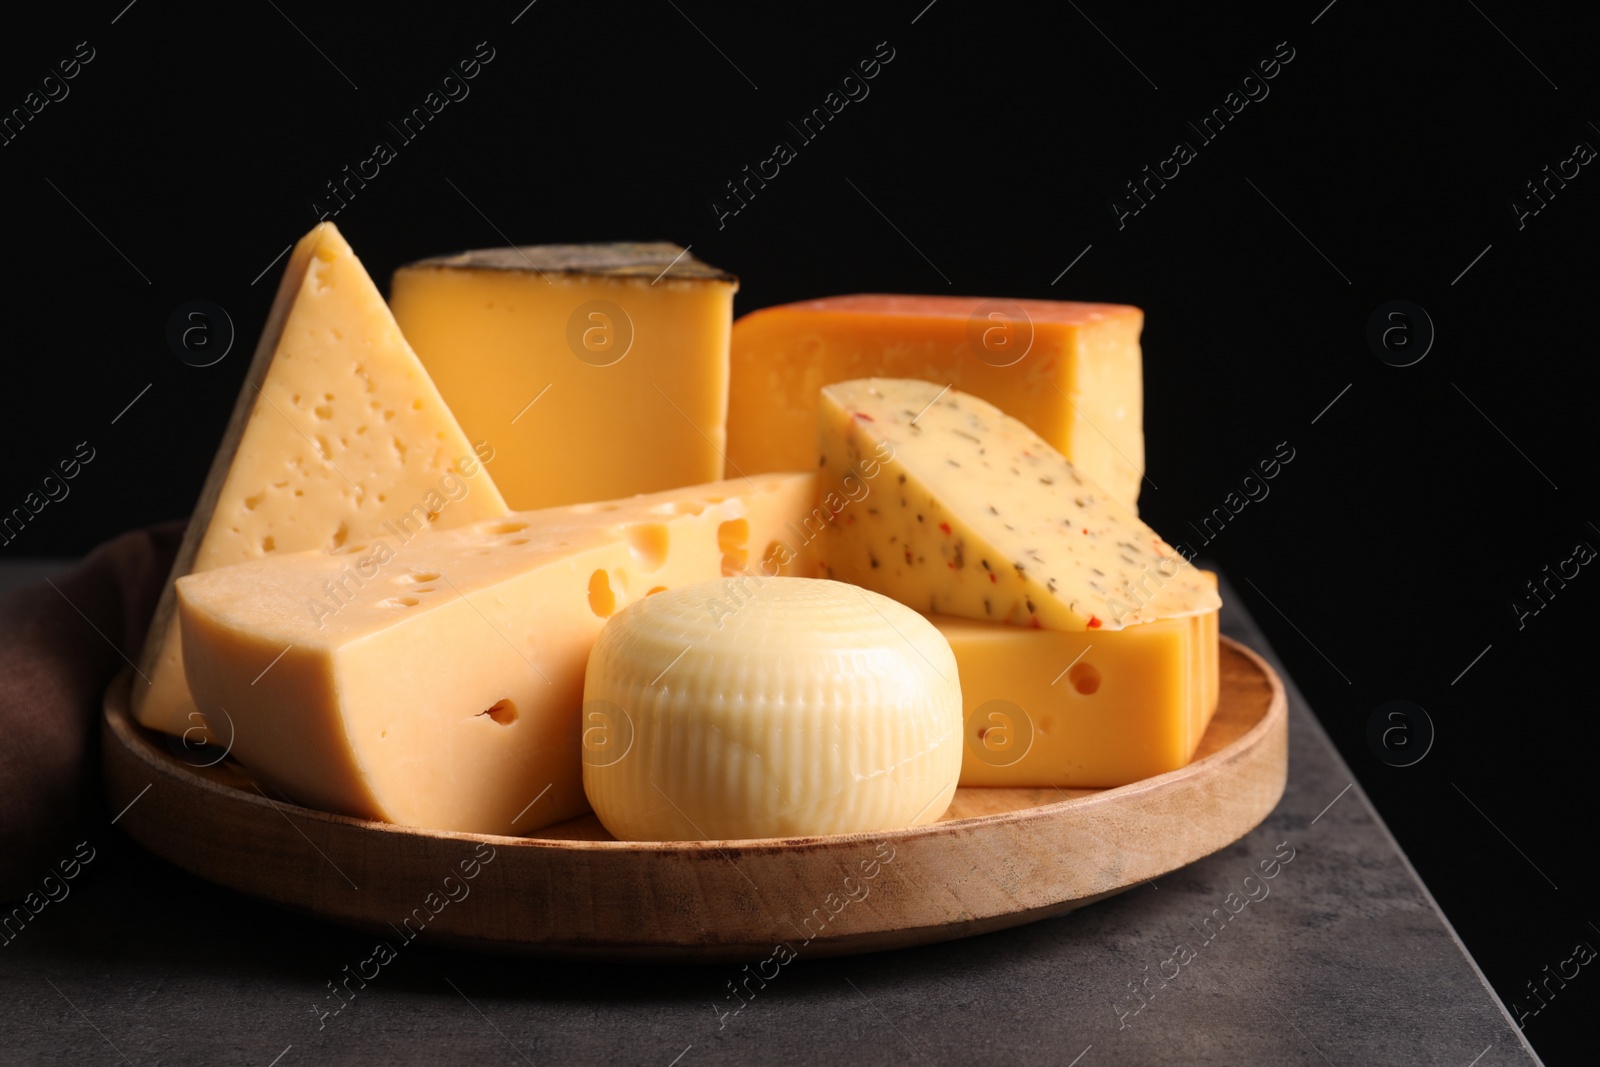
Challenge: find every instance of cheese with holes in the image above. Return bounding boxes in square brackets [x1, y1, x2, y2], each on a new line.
[948, 573, 1220, 788]
[391, 244, 737, 510]
[729, 294, 1146, 507]
[133, 222, 510, 742]
[816, 379, 1217, 630]
[176, 473, 815, 834]
[536, 473, 817, 580]
[583, 577, 961, 841]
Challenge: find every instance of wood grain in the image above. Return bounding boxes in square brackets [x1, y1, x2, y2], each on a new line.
[102, 636, 1286, 962]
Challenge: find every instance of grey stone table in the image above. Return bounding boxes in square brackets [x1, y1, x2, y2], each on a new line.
[0, 564, 1540, 1066]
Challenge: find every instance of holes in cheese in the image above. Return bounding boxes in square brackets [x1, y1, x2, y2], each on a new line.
[175, 472, 819, 835]
[530, 472, 819, 581]
[816, 379, 1219, 631]
[581, 577, 963, 841]
[588, 569, 617, 618]
[1067, 662, 1102, 695]
[132, 222, 512, 742]
[951, 572, 1221, 788]
[480, 699, 518, 726]
[625, 523, 671, 571]
[717, 517, 749, 574]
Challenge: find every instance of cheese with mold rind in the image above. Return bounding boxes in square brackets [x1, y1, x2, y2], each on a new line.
[391, 243, 737, 510]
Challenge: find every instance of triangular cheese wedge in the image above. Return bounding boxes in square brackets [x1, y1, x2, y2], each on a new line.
[132, 222, 510, 738]
[816, 378, 1218, 631]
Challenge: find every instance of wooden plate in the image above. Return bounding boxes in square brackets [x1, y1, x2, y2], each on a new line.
[102, 636, 1286, 962]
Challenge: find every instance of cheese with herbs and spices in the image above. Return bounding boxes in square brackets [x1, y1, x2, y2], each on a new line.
[815, 379, 1217, 631]
[727, 294, 1146, 508]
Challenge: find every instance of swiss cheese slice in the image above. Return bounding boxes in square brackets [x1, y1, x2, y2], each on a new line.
[816, 379, 1218, 630]
[391, 244, 737, 510]
[133, 223, 510, 740]
[728, 294, 1146, 507]
[583, 577, 962, 841]
[176, 474, 816, 835]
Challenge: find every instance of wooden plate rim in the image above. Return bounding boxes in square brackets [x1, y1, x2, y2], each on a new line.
[103, 634, 1285, 851]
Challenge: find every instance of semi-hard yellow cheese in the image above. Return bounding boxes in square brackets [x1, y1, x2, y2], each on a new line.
[728, 294, 1146, 507]
[949, 573, 1221, 788]
[176, 474, 814, 835]
[816, 379, 1218, 631]
[539, 471, 819, 581]
[391, 244, 737, 510]
[134, 222, 510, 741]
[583, 577, 962, 841]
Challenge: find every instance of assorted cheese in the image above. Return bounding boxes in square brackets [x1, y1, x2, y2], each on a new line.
[391, 243, 737, 510]
[948, 572, 1221, 789]
[814, 378, 1219, 631]
[150, 225, 1225, 840]
[176, 474, 816, 834]
[728, 294, 1146, 507]
[582, 577, 961, 841]
[133, 222, 510, 741]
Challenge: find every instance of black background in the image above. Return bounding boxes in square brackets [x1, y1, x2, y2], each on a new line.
[2, 2, 1595, 1062]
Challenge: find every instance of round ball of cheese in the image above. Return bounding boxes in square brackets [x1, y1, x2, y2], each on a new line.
[582, 576, 962, 841]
